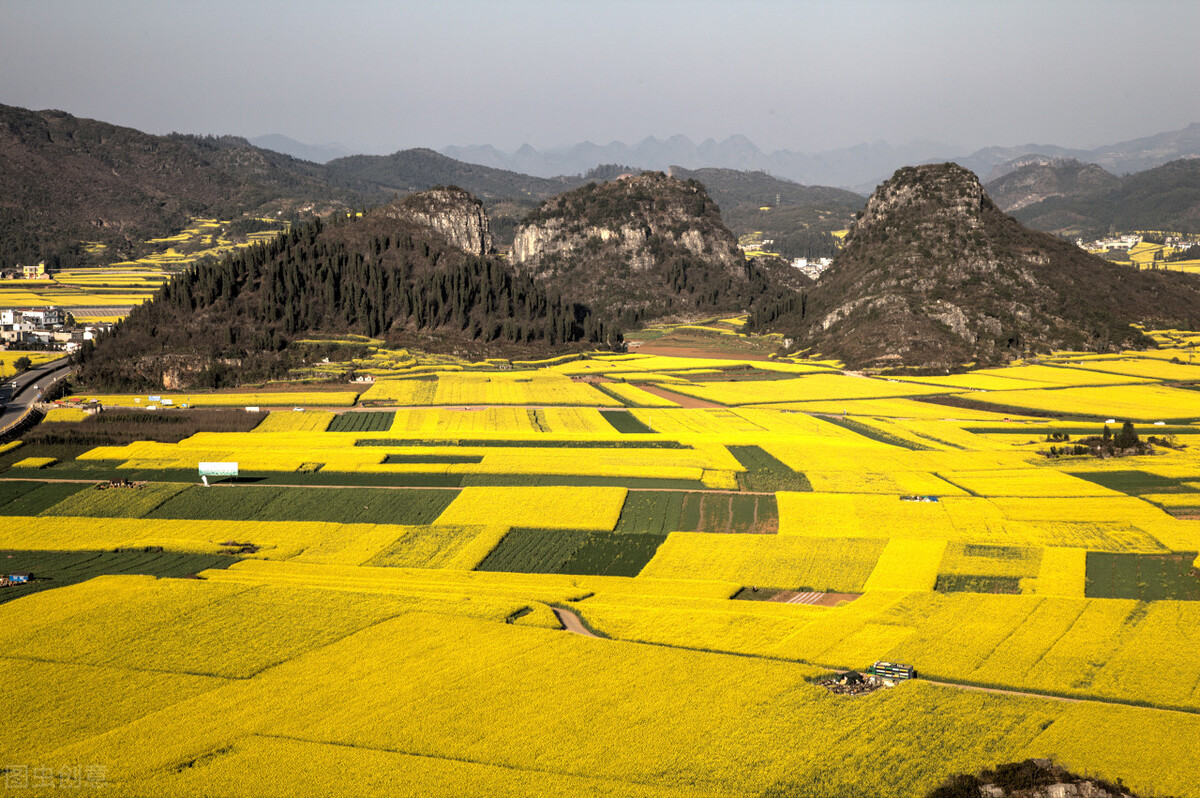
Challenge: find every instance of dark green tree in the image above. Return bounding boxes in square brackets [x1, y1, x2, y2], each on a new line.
[1114, 421, 1140, 449]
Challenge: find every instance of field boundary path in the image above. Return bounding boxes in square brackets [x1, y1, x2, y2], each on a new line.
[921, 680, 1081, 705]
[553, 604, 1200, 717]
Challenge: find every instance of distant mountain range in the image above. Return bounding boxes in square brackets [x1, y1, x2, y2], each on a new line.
[442, 136, 955, 191]
[433, 124, 1200, 192]
[0, 104, 871, 268]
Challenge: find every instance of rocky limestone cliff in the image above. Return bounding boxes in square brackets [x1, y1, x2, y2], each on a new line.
[386, 186, 493, 257]
[513, 173, 742, 273]
[781, 162, 1200, 368]
[510, 173, 752, 322]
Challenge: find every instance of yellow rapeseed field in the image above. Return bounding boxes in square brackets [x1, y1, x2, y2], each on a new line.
[12, 590, 1197, 798]
[10, 456, 56, 468]
[861, 538, 947, 591]
[639, 533, 887, 591]
[597, 381, 681, 407]
[961, 384, 1200, 421]
[10, 344, 1200, 797]
[661, 372, 951, 405]
[41, 406, 91, 423]
[434, 486, 627, 530]
[0, 350, 61, 374]
[252, 410, 335, 432]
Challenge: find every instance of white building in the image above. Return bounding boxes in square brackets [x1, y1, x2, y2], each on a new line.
[0, 307, 65, 328]
[791, 257, 833, 281]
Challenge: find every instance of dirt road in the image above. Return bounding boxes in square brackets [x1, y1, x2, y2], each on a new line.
[551, 606, 600, 638]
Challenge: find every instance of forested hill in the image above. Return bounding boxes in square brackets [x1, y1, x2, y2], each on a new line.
[983, 158, 1119, 214]
[0, 104, 362, 269]
[669, 166, 863, 259]
[759, 163, 1200, 369]
[75, 193, 619, 391]
[1006, 158, 1200, 236]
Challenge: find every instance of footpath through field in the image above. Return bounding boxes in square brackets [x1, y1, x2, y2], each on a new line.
[550, 607, 1200, 717]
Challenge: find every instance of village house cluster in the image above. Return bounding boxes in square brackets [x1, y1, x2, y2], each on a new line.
[0, 306, 110, 352]
[790, 256, 833, 280]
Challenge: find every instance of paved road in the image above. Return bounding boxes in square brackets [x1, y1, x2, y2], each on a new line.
[0, 357, 73, 432]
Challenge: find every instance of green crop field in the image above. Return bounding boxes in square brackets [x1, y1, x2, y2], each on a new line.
[382, 454, 484, 464]
[560, 532, 668, 577]
[1085, 552, 1200, 601]
[475, 527, 668, 576]
[39, 482, 191, 518]
[0, 549, 237, 604]
[615, 490, 778, 534]
[144, 486, 458, 525]
[327, 411, 396, 433]
[0, 481, 93, 515]
[1072, 470, 1200, 495]
[600, 409, 655, 433]
[475, 528, 593, 574]
[457, 473, 709, 489]
[729, 445, 813, 491]
[935, 574, 1023, 594]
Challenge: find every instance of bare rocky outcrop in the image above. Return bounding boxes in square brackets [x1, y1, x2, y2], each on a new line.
[509, 172, 752, 321]
[513, 221, 658, 273]
[387, 186, 493, 257]
[512, 174, 742, 276]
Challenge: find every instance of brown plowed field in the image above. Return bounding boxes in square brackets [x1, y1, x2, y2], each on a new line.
[632, 384, 724, 408]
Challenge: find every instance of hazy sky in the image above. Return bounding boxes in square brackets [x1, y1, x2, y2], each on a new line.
[2, 0, 1198, 155]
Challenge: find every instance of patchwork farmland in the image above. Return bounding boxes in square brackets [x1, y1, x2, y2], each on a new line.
[2, 343, 1200, 796]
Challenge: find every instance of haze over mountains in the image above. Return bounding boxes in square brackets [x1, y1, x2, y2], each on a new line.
[436, 125, 1200, 192]
[246, 122, 1200, 197]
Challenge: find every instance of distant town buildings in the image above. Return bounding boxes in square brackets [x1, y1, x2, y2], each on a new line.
[1, 307, 66, 327]
[791, 257, 833, 280]
[1081, 235, 1140, 251]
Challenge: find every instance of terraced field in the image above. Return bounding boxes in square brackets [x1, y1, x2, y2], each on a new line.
[3, 346, 1200, 796]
